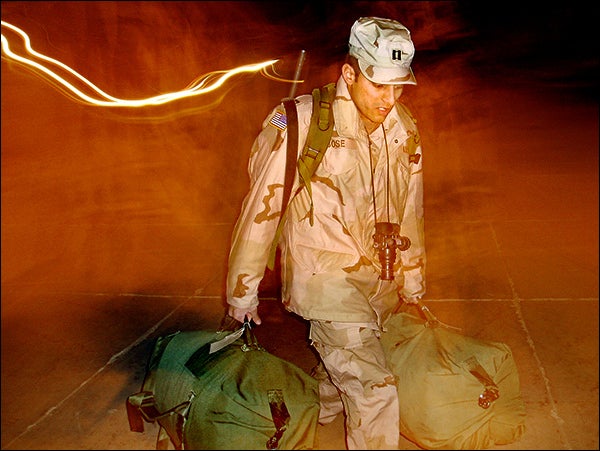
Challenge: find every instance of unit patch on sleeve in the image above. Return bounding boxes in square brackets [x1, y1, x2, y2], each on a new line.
[269, 110, 287, 131]
[409, 153, 421, 164]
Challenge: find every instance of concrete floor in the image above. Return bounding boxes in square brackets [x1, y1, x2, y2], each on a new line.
[2, 2, 598, 450]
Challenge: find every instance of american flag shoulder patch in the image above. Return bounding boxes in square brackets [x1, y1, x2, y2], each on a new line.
[269, 111, 287, 131]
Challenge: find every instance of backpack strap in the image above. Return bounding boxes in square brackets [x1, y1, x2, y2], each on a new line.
[297, 82, 335, 225]
[266, 83, 335, 270]
[266, 98, 298, 270]
[281, 97, 298, 218]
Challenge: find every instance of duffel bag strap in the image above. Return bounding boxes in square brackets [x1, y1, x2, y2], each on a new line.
[127, 390, 196, 450]
[464, 356, 501, 409]
[127, 391, 159, 432]
[266, 389, 291, 449]
[127, 390, 194, 423]
[156, 425, 171, 450]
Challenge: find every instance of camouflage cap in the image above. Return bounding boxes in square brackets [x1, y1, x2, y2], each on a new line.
[348, 16, 416, 85]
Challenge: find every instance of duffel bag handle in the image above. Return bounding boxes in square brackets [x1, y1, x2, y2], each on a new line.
[413, 300, 462, 331]
[391, 297, 458, 329]
[241, 318, 265, 352]
[217, 314, 265, 352]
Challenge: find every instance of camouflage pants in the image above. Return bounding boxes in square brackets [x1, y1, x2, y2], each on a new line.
[309, 321, 400, 450]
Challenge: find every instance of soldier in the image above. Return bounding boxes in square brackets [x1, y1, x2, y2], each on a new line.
[226, 16, 426, 449]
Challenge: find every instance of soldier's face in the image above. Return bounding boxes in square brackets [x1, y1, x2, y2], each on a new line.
[343, 63, 403, 133]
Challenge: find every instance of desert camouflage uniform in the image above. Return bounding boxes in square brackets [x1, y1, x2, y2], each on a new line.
[226, 76, 425, 449]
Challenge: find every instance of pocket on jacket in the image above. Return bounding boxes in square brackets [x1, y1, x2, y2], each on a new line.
[319, 145, 357, 175]
[288, 217, 359, 273]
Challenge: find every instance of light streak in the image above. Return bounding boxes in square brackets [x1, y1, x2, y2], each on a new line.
[1, 20, 296, 108]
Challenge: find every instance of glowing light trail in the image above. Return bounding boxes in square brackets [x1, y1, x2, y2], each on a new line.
[1, 20, 285, 107]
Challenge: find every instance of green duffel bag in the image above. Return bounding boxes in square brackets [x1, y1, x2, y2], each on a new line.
[127, 318, 320, 450]
[381, 302, 526, 450]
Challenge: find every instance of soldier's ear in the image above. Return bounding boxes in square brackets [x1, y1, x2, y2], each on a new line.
[342, 63, 356, 85]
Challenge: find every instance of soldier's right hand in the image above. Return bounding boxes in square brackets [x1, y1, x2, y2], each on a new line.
[228, 305, 262, 325]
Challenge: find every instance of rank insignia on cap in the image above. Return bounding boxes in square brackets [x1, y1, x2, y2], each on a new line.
[269, 111, 287, 131]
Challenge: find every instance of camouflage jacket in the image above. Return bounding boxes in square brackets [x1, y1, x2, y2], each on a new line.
[226, 77, 425, 325]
